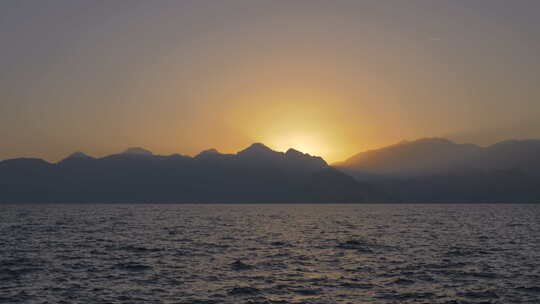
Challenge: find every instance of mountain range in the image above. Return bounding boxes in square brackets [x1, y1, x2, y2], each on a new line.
[1, 138, 539, 203]
[335, 138, 540, 203]
[0, 143, 368, 203]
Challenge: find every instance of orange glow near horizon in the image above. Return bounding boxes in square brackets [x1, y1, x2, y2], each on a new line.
[206, 91, 374, 163]
[268, 133, 326, 157]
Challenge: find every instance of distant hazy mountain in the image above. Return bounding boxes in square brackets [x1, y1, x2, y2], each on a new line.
[334, 138, 482, 177]
[336, 138, 540, 202]
[121, 147, 154, 156]
[0, 143, 369, 203]
[336, 138, 540, 176]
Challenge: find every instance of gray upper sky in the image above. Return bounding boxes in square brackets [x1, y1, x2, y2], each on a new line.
[1, 0, 539, 162]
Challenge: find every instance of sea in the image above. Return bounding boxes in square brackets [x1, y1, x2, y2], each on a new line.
[1, 204, 539, 304]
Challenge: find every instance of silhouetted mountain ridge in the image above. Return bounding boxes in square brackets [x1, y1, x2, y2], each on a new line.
[0, 144, 368, 203]
[3, 138, 538, 203]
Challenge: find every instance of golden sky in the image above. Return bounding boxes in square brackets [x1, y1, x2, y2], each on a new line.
[1, 1, 540, 163]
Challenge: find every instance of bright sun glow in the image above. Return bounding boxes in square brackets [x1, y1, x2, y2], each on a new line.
[220, 93, 361, 163]
[268, 133, 326, 157]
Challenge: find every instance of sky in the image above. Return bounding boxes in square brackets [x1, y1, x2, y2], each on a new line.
[1, 0, 539, 163]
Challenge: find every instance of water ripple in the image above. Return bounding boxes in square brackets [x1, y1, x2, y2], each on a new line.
[0, 203, 539, 303]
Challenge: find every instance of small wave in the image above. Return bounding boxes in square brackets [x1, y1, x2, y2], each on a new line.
[340, 282, 374, 289]
[178, 300, 219, 304]
[458, 290, 499, 299]
[113, 262, 152, 271]
[228, 286, 260, 295]
[230, 260, 255, 271]
[108, 245, 163, 252]
[377, 292, 435, 301]
[270, 241, 292, 247]
[336, 240, 374, 252]
[392, 278, 415, 285]
[447, 247, 491, 257]
[294, 288, 321, 296]
[517, 286, 540, 293]
[0, 267, 41, 279]
[468, 271, 499, 279]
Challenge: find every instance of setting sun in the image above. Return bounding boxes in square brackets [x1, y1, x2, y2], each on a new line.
[267, 133, 326, 158]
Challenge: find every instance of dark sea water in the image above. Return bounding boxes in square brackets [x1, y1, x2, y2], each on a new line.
[1, 204, 539, 304]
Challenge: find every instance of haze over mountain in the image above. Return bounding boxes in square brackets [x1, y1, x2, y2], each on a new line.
[335, 138, 482, 177]
[0, 143, 368, 204]
[336, 138, 540, 176]
[336, 138, 540, 203]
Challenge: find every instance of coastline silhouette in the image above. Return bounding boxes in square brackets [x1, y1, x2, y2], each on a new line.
[0, 143, 367, 203]
[1, 138, 539, 203]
